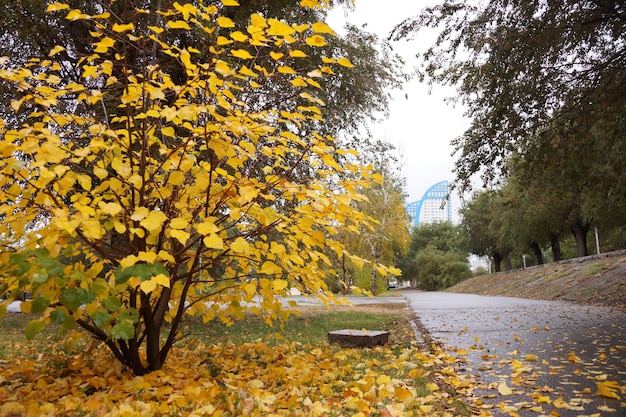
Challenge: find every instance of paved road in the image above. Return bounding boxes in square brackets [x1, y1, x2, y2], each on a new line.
[402, 290, 626, 416]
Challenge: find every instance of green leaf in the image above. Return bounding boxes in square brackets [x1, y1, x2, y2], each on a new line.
[9, 253, 28, 266]
[92, 278, 109, 295]
[102, 296, 122, 312]
[32, 268, 49, 284]
[50, 309, 68, 325]
[36, 254, 64, 276]
[59, 288, 94, 311]
[115, 263, 169, 285]
[10, 253, 32, 275]
[111, 321, 135, 340]
[33, 248, 49, 258]
[91, 310, 110, 327]
[25, 319, 46, 340]
[31, 297, 50, 313]
[118, 307, 139, 324]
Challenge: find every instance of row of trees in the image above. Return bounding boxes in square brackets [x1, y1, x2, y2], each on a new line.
[391, 0, 625, 273]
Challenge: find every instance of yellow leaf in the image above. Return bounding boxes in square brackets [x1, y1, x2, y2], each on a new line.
[231, 237, 250, 254]
[140, 210, 168, 232]
[137, 251, 157, 263]
[250, 13, 267, 28]
[244, 283, 256, 298]
[170, 229, 190, 245]
[597, 380, 621, 400]
[48, 45, 66, 57]
[20, 301, 32, 314]
[395, 386, 413, 401]
[94, 37, 116, 53]
[46, 2, 70, 12]
[196, 220, 219, 235]
[291, 77, 308, 88]
[271, 279, 288, 292]
[215, 60, 234, 75]
[260, 261, 282, 276]
[525, 354, 538, 361]
[222, 0, 239, 4]
[140, 274, 170, 294]
[98, 202, 122, 216]
[217, 16, 235, 28]
[267, 20, 295, 36]
[170, 218, 188, 229]
[155, 273, 170, 288]
[305, 35, 327, 47]
[312, 21, 337, 35]
[376, 374, 391, 385]
[112, 23, 134, 32]
[238, 184, 258, 202]
[270, 52, 284, 60]
[65, 9, 87, 20]
[289, 50, 308, 58]
[148, 25, 164, 34]
[536, 395, 551, 404]
[167, 20, 191, 30]
[498, 382, 513, 396]
[337, 57, 354, 68]
[231, 49, 254, 59]
[419, 405, 434, 414]
[230, 31, 248, 42]
[173, 1, 197, 20]
[140, 279, 157, 294]
[278, 66, 296, 74]
[131, 207, 150, 221]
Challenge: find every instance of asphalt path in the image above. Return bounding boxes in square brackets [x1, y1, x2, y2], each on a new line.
[402, 290, 626, 416]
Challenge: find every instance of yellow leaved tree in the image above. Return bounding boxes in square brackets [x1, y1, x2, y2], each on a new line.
[0, 0, 391, 375]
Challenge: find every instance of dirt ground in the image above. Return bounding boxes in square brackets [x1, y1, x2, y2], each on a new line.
[446, 253, 626, 311]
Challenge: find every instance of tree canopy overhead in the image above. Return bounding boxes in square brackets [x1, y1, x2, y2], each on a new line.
[0, 0, 400, 375]
[392, 0, 626, 191]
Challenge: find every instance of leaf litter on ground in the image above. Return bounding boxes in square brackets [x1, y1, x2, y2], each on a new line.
[0, 305, 473, 417]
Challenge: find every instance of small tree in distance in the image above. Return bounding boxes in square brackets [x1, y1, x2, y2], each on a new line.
[0, 1, 396, 375]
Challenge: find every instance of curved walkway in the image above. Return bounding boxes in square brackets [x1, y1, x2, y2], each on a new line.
[402, 290, 626, 416]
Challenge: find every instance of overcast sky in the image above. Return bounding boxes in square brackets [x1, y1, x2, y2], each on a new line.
[326, 1, 470, 216]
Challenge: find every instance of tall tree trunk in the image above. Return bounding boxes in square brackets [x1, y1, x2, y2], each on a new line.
[530, 241, 544, 265]
[370, 243, 381, 295]
[570, 218, 590, 257]
[492, 252, 503, 272]
[549, 234, 562, 262]
[503, 253, 512, 271]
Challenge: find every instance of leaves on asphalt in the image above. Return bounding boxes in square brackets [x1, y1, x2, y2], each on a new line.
[440, 317, 626, 416]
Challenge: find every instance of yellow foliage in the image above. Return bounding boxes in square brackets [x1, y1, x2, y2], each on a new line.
[0, 0, 385, 374]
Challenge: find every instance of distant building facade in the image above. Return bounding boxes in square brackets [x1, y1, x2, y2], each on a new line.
[405, 180, 452, 226]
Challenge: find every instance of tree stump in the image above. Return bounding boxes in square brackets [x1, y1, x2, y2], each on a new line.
[327, 330, 390, 348]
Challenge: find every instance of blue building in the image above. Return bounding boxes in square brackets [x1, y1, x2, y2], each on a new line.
[405, 180, 452, 226]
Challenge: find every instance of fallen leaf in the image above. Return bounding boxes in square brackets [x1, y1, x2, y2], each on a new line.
[498, 382, 513, 396]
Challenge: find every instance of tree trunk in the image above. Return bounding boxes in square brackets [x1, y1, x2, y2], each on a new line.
[503, 254, 512, 271]
[370, 264, 378, 295]
[549, 234, 562, 262]
[492, 253, 503, 272]
[370, 243, 381, 295]
[530, 241, 544, 265]
[570, 218, 590, 257]
[341, 255, 349, 295]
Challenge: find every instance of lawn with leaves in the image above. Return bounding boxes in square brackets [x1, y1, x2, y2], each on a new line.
[0, 304, 471, 416]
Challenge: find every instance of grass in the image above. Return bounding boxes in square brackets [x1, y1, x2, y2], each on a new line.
[182, 304, 412, 346]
